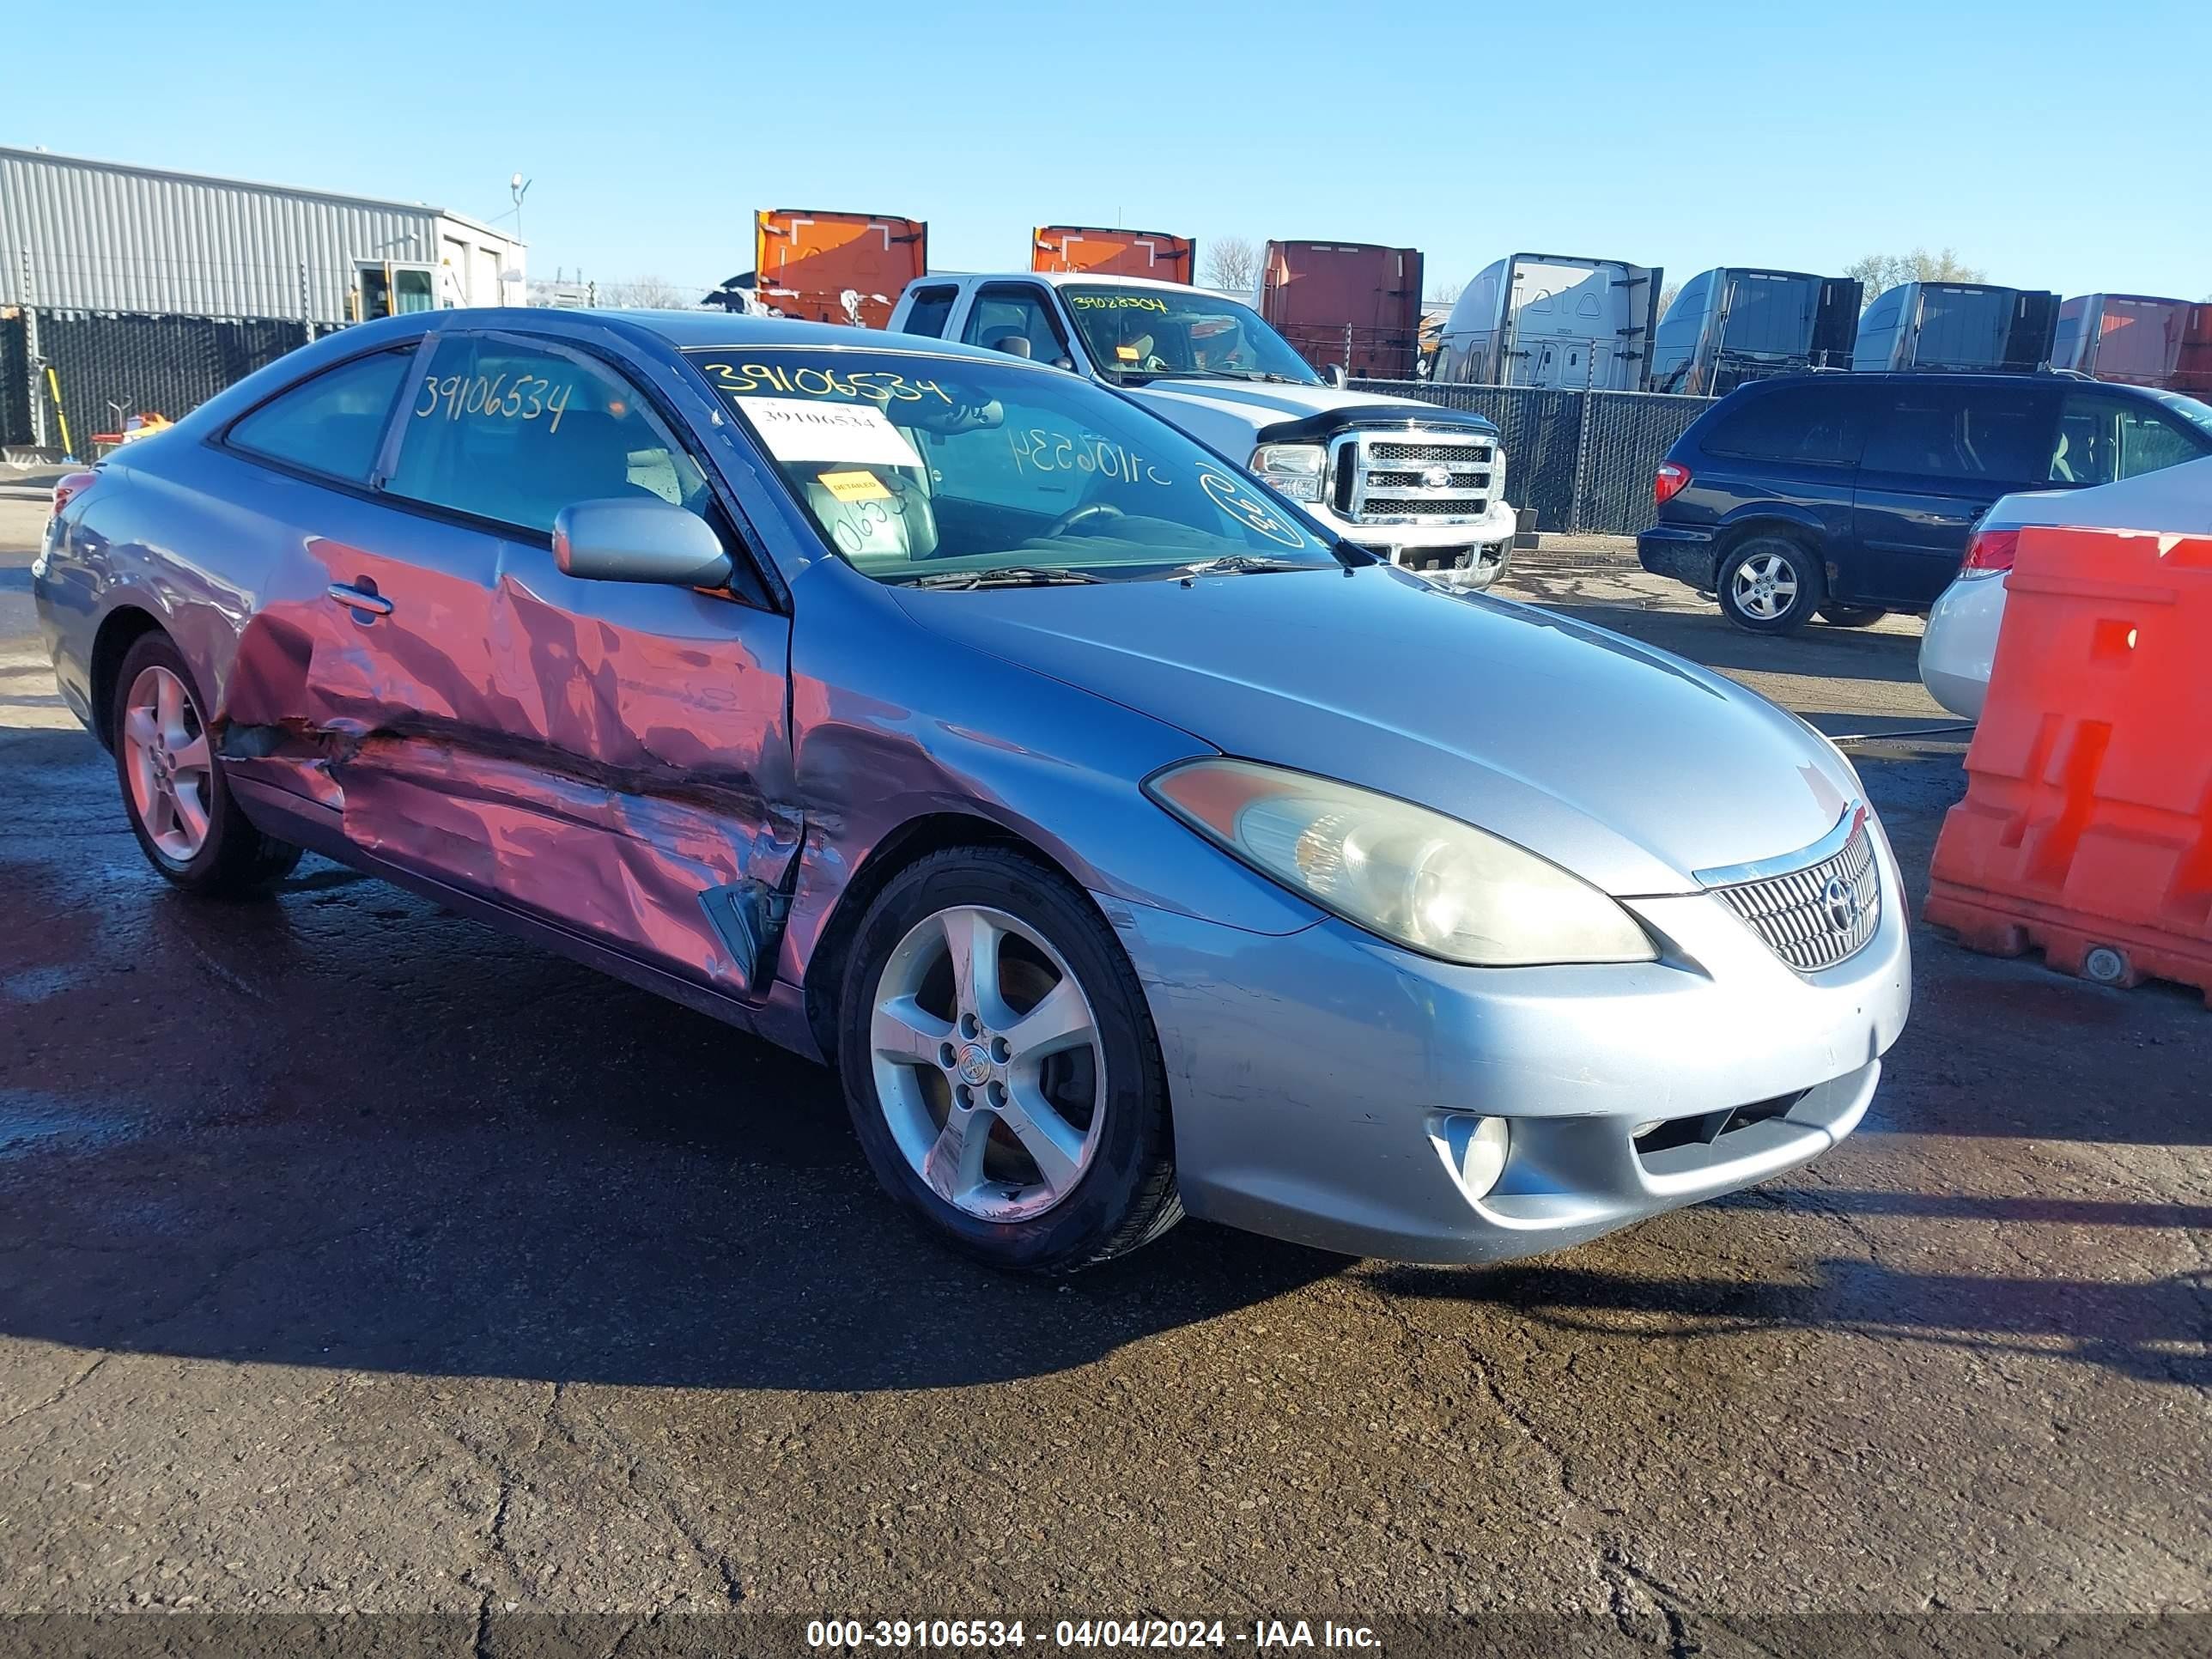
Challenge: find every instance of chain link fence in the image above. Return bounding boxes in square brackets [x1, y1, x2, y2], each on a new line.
[0, 312, 27, 453]
[3, 310, 313, 454]
[1349, 380, 1714, 535]
[3, 313, 1713, 538]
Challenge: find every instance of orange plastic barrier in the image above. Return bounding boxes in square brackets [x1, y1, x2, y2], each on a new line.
[1924, 524, 2212, 1006]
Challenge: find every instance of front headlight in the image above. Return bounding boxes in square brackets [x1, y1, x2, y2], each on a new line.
[1146, 760, 1655, 966]
[1250, 442, 1327, 503]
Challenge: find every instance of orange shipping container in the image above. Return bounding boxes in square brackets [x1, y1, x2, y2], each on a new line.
[755, 209, 927, 331]
[1031, 225, 1193, 283]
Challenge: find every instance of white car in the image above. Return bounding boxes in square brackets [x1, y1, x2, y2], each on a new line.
[888, 273, 1522, 587]
[1920, 454, 2212, 718]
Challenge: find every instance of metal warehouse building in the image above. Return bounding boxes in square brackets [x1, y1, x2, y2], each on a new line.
[1, 146, 526, 325]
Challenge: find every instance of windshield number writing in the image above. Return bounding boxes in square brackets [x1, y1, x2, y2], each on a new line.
[699, 362, 953, 405]
[414, 373, 572, 432]
[1067, 295, 1170, 314]
[1008, 427, 1171, 487]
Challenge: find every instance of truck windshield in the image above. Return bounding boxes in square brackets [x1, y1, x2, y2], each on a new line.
[1717, 273, 1823, 359]
[1060, 288, 1322, 386]
[686, 347, 1341, 585]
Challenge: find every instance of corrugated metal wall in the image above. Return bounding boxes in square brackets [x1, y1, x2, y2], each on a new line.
[3, 149, 447, 325]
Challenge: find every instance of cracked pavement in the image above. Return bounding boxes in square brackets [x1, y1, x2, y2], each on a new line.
[2, 501, 2208, 1637]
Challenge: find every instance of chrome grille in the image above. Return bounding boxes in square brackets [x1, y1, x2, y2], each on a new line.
[1370, 440, 1493, 464]
[1331, 429, 1503, 527]
[1708, 811, 1881, 974]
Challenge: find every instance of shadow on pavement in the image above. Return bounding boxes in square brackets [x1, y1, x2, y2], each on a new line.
[1376, 1258, 2212, 1388]
[1534, 599, 1927, 687]
[0, 854, 1347, 1393]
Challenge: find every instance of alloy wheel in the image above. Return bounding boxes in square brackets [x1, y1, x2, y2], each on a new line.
[1730, 552, 1800, 621]
[869, 904, 1105, 1222]
[121, 665, 214, 862]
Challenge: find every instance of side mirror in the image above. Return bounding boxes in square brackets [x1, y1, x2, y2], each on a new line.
[552, 498, 734, 588]
[1327, 363, 1349, 389]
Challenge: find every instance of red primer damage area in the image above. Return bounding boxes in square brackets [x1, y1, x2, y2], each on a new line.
[221, 539, 801, 990]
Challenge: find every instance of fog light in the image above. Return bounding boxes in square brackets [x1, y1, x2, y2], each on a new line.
[1441, 1114, 1510, 1199]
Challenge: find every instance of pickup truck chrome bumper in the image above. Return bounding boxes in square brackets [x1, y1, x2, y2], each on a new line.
[1311, 496, 1520, 587]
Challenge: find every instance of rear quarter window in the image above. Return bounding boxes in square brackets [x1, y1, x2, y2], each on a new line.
[225, 349, 415, 483]
[1698, 383, 1866, 465]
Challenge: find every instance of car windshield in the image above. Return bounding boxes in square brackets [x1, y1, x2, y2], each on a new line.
[1058, 287, 1322, 386]
[686, 347, 1341, 585]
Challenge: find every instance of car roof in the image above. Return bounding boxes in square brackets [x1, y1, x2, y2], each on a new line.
[957, 271, 1210, 296]
[360, 306, 1042, 366]
[1732, 369, 2121, 393]
[1991, 453, 2212, 530]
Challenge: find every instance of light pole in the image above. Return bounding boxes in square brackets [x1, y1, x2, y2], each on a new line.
[509, 173, 532, 305]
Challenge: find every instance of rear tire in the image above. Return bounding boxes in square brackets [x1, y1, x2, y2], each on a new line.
[1817, 604, 1887, 629]
[837, 847, 1181, 1273]
[1717, 535, 1825, 635]
[110, 632, 302, 896]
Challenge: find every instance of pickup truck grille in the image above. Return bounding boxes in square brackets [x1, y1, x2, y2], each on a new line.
[1330, 429, 1502, 527]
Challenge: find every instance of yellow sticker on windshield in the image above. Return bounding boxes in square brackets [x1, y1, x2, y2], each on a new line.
[1115, 345, 1140, 362]
[819, 469, 892, 502]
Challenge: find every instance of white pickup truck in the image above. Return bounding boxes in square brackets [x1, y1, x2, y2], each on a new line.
[887, 272, 1517, 587]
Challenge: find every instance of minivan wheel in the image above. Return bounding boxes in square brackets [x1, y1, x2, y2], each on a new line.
[837, 848, 1182, 1273]
[1817, 604, 1887, 629]
[110, 632, 302, 896]
[1717, 537, 1825, 635]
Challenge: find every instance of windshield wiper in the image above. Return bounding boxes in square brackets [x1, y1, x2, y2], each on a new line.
[1130, 368, 1314, 386]
[1176, 555, 1316, 579]
[901, 565, 1105, 590]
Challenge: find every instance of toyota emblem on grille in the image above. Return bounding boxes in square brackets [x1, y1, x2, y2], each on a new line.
[1420, 464, 1453, 489]
[1821, 876, 1856, 932]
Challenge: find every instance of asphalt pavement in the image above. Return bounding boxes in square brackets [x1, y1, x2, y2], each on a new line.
[3, 499, 2207, 1649]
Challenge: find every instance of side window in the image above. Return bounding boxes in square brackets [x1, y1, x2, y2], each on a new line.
[1701, 385, 1864, 465]
[1862, 386, 2050, 481]
[386, 336, 712, 536]
[226, 349, 414, 483]
[900, 286, 958, 339]
[2055, 392, 2206, 486]
[961, 285, 1072, 367]
[2121, 408, 2208, 477]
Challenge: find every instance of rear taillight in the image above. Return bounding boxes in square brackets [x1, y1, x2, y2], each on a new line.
[1653, 461, 1691, 506]
[1960, 526, 2020, 578]
[50, 470, 98, 519]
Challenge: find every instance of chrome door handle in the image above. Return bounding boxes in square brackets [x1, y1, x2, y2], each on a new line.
[327, 580, 393, 617]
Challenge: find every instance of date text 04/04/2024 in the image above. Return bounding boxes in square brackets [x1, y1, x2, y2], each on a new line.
[804, 1619, 1382, 1650]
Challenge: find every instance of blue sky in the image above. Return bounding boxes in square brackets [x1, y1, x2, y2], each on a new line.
[10, 0, 2208, 302]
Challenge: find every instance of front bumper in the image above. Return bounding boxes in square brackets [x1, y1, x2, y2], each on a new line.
[1313, 497, 1518, 588]
[1638, 524, 1719, 593]
[1098, 816, 1911, 1263]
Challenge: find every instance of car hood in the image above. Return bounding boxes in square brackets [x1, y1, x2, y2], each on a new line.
[895, 567, 1862, 896]
[1121, 380, 1490, 453]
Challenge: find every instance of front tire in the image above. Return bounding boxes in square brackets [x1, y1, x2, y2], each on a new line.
[1717, 535, 1825, 635]
[111, 631, 302, 896]
[837, 848, 1181, 1273]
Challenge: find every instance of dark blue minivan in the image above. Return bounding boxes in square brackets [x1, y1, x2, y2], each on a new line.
[1638, 371, 2212, 633]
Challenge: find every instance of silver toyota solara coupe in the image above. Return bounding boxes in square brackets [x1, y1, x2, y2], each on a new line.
[33, 311, 1911, 1273]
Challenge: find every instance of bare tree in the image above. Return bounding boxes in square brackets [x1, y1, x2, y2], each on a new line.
[1425, 276, 1464, 307]
[1203, 237, 1261, 294]
[599, 274, 698, 309]
[1844, 247, 1985, 308]
[1656, 281, 1681, 319]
